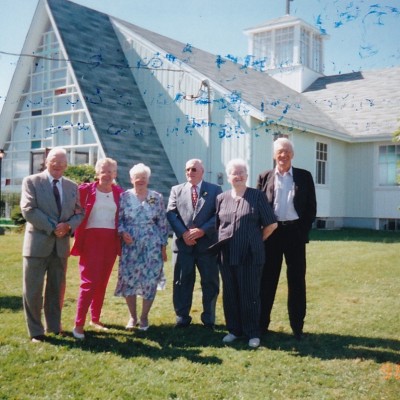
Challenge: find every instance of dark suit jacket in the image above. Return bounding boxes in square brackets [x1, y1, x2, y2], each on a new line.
[20, 171, 84, 258]
[167, 181, 222, 253]
[214, 188, 276, 265]
[257, 167, 317, 243]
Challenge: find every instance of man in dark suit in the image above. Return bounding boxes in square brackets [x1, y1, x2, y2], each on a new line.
[167, 159, 222, 328]
[257, 138, 316, 340]
[20, 147, 84, 342]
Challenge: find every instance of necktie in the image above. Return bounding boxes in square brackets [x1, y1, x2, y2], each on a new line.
[191, 185, 198, 208]
[53, 179, 62, 215]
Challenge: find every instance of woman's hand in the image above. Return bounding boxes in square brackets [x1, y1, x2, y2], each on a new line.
[121, 231, 133, 244]
[262, 222, 278, 241]
[161, 245, 167, 262]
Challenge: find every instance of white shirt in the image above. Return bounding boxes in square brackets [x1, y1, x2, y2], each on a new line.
[86, 190, 116, 229]
[273, 167, 299, 222]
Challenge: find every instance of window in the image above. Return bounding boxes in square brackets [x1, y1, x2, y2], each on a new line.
[316, 142, 327, 184]
[253, 31, 273, 68]
[312, 34, 323, 73]
[379, 219, 400, 231]
[275, 27, 294, 67]
[379, 145, 400, 186]
[300, 28, 310, 68]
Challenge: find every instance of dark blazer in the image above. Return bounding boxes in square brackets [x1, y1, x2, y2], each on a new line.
[71, 182, 124, 256]
[20, 171, 84, 258]
[257, 167, 317, 243]
[214, 188, 276, 265]
[167, 181, 222, 253]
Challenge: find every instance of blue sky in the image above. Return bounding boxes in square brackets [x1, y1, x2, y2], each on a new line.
[0, 0, 399, 113]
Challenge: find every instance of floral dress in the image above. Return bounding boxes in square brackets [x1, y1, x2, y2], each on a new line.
[115, 189, 168, 300]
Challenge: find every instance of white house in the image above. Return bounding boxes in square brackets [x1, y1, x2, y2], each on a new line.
[0, 0, 399, 230]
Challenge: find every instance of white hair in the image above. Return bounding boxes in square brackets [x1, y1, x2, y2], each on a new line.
[273, 137, 294, 153]
[46, 147, 67, 160]
[225, 158, 248, 176]
[129, 163, 151, 179]
[186, 159, 204, 171]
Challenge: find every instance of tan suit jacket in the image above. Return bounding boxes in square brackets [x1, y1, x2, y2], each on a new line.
[21, 171, 84, 258]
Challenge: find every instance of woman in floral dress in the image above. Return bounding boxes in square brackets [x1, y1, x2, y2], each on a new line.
[115, 163, 168, 331]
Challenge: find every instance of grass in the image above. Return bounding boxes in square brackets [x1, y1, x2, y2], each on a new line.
[0, 229, 399, 399]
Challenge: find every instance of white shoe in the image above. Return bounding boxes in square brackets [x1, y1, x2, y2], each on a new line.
[125, 318, 137, 329]
[89, 321, 109, 331]
[138, 319, 149, 331]
[222, 333, 238, 343]
[249, 338, 260, 348]
[72, 328, 85, 340]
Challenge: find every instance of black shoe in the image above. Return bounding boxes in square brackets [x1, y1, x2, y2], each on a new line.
[31, 335, 48, 343]
[293, 331, 303, 341]
[175, 316, 192, 328]
[203, 323, 215, 330]
[175, 321, 191, 328]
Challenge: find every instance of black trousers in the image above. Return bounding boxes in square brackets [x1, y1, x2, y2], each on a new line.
[260, 223, 307, 334]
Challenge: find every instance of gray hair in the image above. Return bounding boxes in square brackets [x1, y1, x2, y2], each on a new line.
[129, 163, 151, 179]
[95, 158, 117, 175]
[273, 137, 294, 153]
[225, 158, 248, 176]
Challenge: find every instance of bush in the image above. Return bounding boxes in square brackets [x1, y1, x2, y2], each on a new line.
[64, 164, 96, 184]
[11, 205, 25, 226]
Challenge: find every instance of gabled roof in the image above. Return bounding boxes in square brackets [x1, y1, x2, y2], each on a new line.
[116, 13, 398, 142]
[303, 67, 400, 139]
[114, 18, 346, 138]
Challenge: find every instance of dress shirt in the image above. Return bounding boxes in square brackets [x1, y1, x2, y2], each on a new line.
[273, 167, 299, 222]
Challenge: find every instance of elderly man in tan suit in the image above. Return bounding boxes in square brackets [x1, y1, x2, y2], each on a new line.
[20, 147, 84, 342]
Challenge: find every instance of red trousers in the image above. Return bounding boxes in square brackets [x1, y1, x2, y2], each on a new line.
[74, 229, 118, 326]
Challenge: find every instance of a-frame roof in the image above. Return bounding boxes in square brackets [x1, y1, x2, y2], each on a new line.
[47, 0, 178, 192]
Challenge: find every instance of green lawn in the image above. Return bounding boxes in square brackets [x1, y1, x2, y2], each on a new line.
[0, 229, 399, 399]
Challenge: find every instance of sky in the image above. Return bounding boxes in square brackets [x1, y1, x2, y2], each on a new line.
[0, 0, 399, 113]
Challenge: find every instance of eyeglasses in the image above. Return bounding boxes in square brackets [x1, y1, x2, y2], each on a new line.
[186, 167, 197, 172]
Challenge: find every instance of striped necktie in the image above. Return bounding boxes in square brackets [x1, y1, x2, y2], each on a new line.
[191, 185, 198, 208]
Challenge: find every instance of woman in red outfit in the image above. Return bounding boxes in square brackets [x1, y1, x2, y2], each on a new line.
[71, 158, 124, 340]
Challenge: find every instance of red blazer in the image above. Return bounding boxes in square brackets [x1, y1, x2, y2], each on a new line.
[71, 182, 124, 256]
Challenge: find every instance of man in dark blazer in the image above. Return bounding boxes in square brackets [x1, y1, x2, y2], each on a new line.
[257, 138, 316, 340]
[167, 159, 222, 328]
[20, 147, 84, 342]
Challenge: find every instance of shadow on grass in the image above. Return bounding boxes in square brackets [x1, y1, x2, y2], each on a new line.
[47, 323, 224, 365]
[310, 228, 400, 243]
[0, 295, 23, 311]
[44, 323, 400, 365]
[263, 330, 400, 363]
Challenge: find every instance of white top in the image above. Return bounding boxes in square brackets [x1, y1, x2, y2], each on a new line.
[273, 167, 299, 222]
[86, 190, 117, 229]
